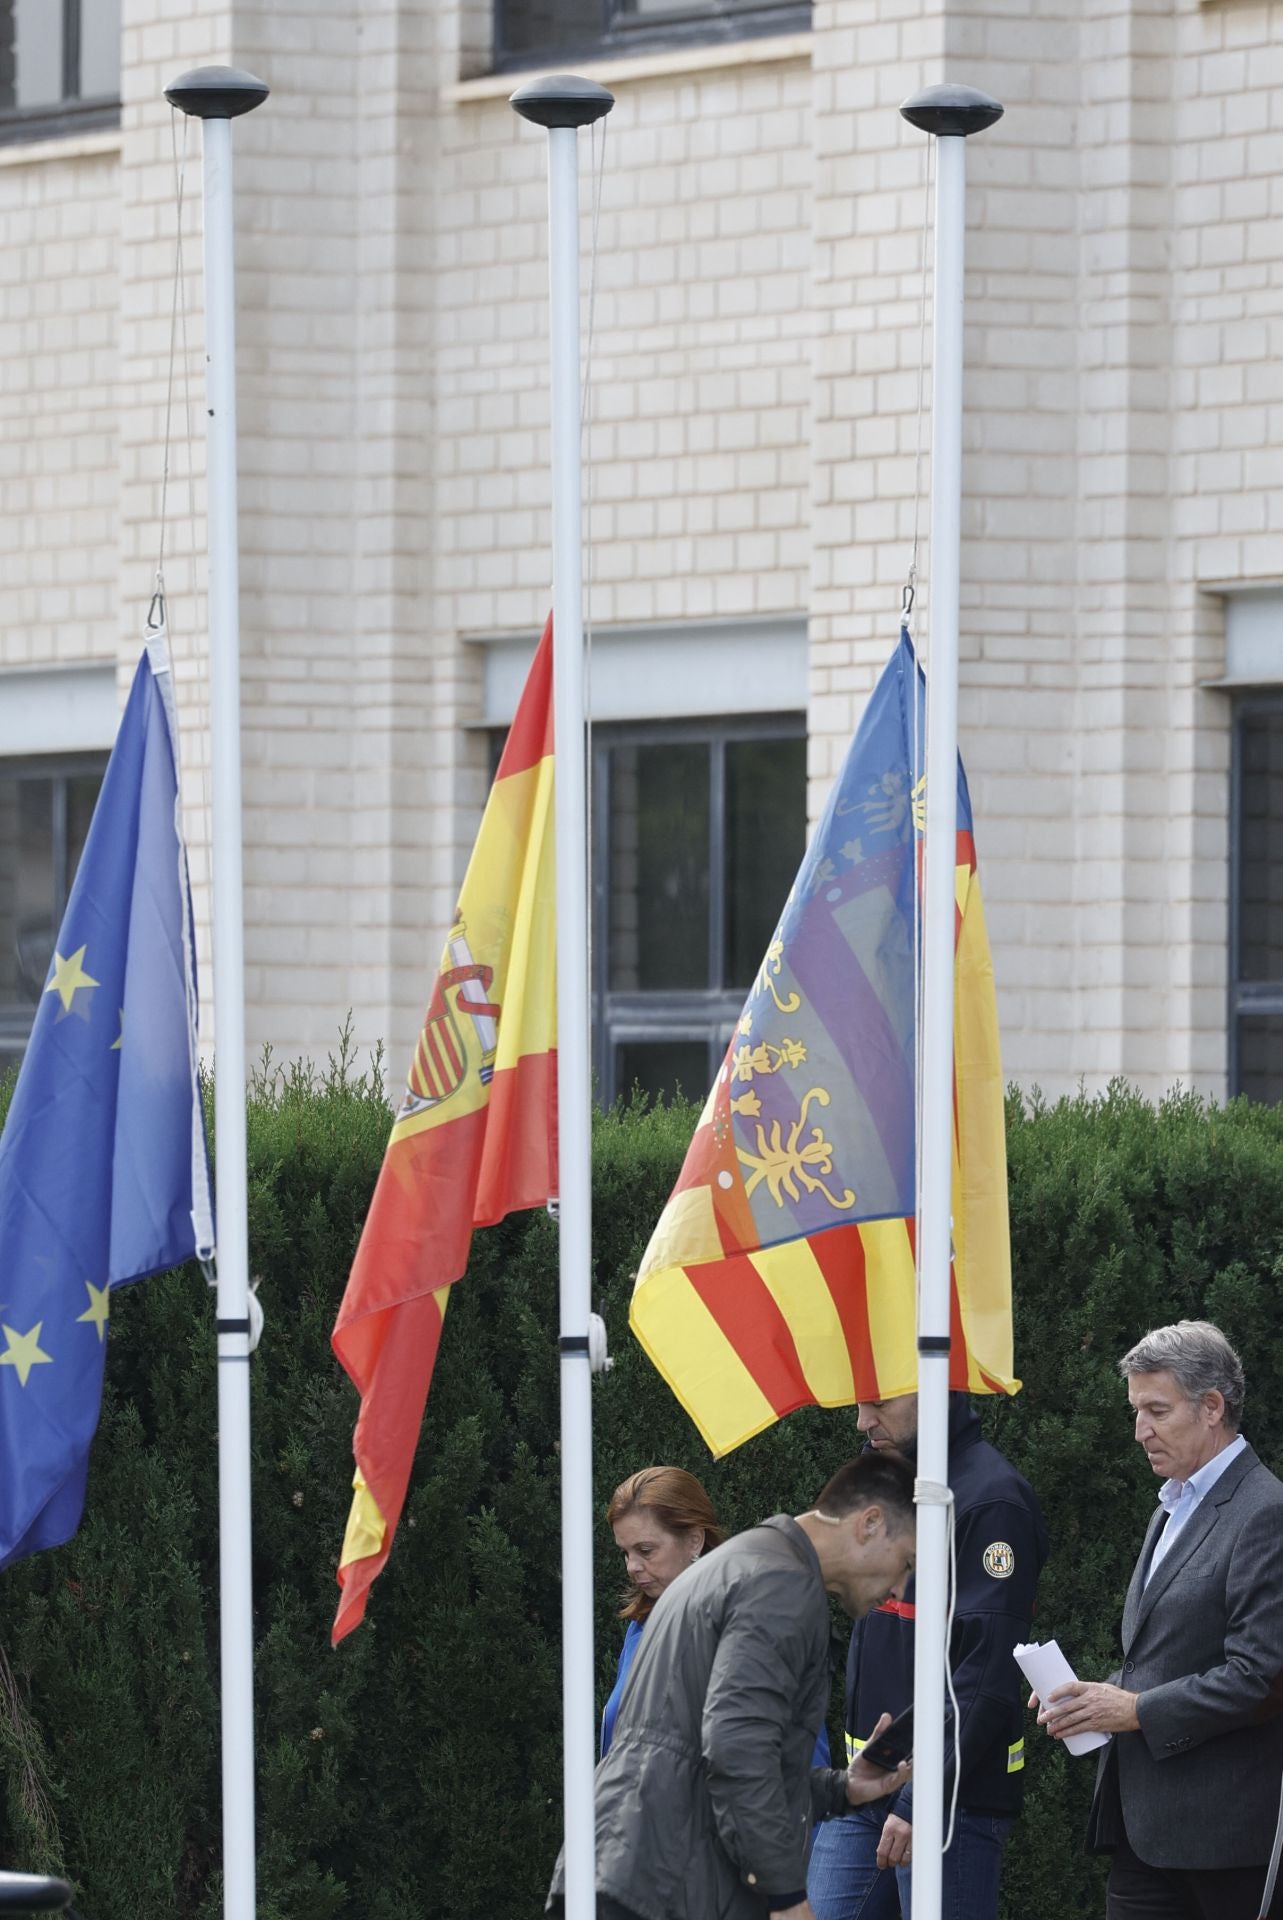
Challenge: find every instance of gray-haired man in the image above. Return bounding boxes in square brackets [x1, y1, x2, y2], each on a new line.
[1037, 1319, 1283, 1919]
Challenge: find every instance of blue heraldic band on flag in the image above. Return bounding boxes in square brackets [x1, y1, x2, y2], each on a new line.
[0, 634, 213, 1572]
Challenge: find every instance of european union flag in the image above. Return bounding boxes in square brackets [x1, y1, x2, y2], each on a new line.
[0, 636, 212, 1570]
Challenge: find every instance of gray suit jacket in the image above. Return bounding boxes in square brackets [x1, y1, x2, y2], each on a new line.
[1088, 1442, 1283, 1869]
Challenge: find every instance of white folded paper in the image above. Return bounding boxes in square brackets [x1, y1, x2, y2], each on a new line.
[1013, 1639, 1111, 1756]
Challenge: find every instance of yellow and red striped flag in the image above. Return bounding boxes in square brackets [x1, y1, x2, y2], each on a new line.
[630, 630, 1017, 1458]
[331, 620, 557, 1642]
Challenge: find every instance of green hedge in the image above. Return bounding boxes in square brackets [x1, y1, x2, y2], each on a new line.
[1, 1058, 1282, 1918]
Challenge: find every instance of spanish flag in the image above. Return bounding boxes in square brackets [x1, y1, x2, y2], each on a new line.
[630, 630, 1017, 1458]
[331, 620, 557, 1642]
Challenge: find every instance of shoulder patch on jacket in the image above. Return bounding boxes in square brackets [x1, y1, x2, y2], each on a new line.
[982, 1540, 1015, 1579]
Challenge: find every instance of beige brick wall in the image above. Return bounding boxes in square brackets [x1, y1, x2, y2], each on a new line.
[0, 134, 121, 673]
[436, 54, 813, 639]
[804, 0, 1258, 1099]
[6, 0, 1283, 1102]
[810, 0, 1089, 1089]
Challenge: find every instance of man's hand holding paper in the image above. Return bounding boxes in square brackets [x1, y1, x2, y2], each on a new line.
[1014, 1639, 1111, 1758]
[1038, 1680, 1140, 1740]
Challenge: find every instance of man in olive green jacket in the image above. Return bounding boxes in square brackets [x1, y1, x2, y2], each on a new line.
[547, 1450, 917, 1920]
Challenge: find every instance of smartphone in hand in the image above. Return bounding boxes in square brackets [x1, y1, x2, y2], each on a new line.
[858, 1705, 913, 1771]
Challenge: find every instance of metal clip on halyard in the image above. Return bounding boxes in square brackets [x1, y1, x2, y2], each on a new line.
[147, 573, 167, 633]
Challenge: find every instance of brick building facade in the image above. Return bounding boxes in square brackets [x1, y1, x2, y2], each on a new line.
[1, 0, 1281, 1104]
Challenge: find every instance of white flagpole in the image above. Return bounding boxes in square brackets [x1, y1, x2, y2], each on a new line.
[898, 83, 1002, 1920]
[510, 73, 614, 1920]
[164, 64, 269, 1920]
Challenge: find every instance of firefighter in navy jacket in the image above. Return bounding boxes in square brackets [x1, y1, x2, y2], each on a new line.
[808, 1393, 1048, 1920]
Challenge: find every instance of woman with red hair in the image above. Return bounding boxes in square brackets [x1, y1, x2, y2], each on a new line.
[600, 1466, 724, 1757]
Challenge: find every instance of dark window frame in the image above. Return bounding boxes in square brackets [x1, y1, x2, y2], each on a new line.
[0, 748, 109, 1063]
[1229, 690, 1283, 1099]
[591, 710, 805, 1108]
[492, 0, 810, 75]
[0, 0, 120, 146]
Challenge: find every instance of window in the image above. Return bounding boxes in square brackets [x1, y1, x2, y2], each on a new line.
[593, 715, 806, 1108]
[480, 618, 809, 1109]
[1230, 697, 1283, 1104]
[0, 755, 107, 1071]
[0, 0, 121, 143]
[494, 0, 810, 74]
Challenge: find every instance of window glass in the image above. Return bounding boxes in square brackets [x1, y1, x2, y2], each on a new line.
[496, 712, 808, 1106]
[1239, 711, 1283, 984]
[66, 770, 99, 877]
[1236, 1015, 1283, 1107]
[0, 775, 29, 1007]
[0, 1, 121, 126]
[5, 0, 63, 111]
[495, 0, 809, 74]
[12, 778, 54, 1003]
[725, 734, 807, 990]
[0, 759, 106, 1059]
[593, 717, 805, 1107]
[615, 1038, 710, 1109]
[79, 0, 121, 100]
[608, 741, 710, 992]
[617, 0, 686, 17]
[500, 0, 602, 59]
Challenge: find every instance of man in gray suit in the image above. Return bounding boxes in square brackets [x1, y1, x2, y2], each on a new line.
[1038, 1320, 1283, 1918]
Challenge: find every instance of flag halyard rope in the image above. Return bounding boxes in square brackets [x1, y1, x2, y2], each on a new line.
[162, 103, 217, 1292]
[910, 127, 933, 1341]
[580, 116, 608, 1026]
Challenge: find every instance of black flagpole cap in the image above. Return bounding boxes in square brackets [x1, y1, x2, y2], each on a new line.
[165, 65, 270, 120]
[900, 83, 1003, 139]
[510, 74, 615, 129]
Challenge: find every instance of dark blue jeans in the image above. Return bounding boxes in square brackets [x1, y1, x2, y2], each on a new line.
[807, 1804, 1013, 1920]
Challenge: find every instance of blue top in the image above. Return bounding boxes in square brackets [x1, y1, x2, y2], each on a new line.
[601, 1613, 834, 1766]
[601, 1617, 644, 1757]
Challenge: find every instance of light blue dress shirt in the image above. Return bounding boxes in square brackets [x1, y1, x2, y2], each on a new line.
[1144, 1432, 1247, 1585]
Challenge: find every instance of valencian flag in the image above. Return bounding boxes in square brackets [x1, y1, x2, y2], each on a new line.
[331, 618, 557, 1642]
[631, 629, 1017, 1457]
[0, 634, 212, 1569]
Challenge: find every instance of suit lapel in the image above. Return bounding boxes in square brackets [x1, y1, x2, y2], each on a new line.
[1123, 1508, 1165, 1649]
[1132, 1498, 1219, 1633]
[1129, 1444, 1259, 1639]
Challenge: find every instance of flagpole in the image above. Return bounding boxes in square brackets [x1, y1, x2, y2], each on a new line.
[898, 83, 1002, 1920]
[164, 64, 269, 1920]
[510, 73, 614, 1920]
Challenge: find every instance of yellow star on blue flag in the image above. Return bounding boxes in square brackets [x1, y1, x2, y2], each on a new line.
[45, 946, 99, 1016]
[76, 1282, 111, 1343]
[0, 1322, 53, 1387]
[0, 639, 213, 1571]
